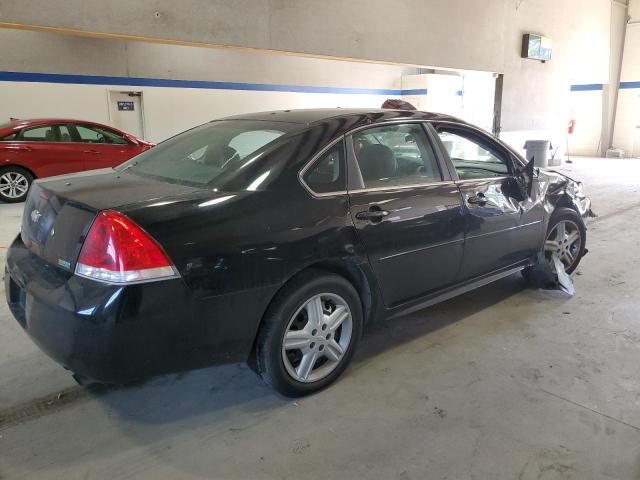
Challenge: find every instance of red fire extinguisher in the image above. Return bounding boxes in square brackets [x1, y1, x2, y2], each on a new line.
[568, 119, 576, 135]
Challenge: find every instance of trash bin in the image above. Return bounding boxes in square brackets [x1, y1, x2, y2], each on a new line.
[523, 140, 551, 168]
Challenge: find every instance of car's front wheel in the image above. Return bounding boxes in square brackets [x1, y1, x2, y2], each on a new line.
[542, 208, 586, 274]
[256, 270, 363, 397]
[524, 207, 586, 285]
[0, 167, 33, 203]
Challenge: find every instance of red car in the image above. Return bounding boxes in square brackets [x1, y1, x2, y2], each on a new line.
[0, 119, 153, 202]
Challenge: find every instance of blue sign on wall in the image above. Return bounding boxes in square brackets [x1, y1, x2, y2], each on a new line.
[117, 101, 135, 111]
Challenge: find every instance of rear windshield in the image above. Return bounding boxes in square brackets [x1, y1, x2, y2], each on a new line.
[116, 120, 300, 188]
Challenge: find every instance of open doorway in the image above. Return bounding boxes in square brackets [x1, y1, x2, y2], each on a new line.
[108, 91, 146, 139]
[401, 71, 500, 136]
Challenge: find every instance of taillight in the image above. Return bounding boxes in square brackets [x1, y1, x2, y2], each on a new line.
[75, 210, 177, 284]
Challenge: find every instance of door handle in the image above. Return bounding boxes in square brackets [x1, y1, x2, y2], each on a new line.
[467, 192, 487, 206]
[82, 149, 101, 154]
[355, 208, 390, 222]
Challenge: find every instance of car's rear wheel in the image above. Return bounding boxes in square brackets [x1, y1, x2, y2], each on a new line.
[0, 167, 33, 203]
[256, 270, 363, 397]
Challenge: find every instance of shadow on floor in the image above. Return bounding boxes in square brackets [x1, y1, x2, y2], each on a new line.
[90, 273, 527, 427]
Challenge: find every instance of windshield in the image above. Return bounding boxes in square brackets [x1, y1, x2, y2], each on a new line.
[117, 120, 300, 188]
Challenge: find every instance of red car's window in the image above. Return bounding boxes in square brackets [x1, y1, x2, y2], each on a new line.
[17, 125, 56, 142]
[58, 125, 73, 143]
[0, 132, 17, 141]
[75, 125, 128, 145]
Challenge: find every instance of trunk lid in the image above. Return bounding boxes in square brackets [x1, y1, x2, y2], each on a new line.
[20, 169, 211, 272]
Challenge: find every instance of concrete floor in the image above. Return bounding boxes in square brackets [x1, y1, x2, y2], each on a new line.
[1, 157, 640, 479]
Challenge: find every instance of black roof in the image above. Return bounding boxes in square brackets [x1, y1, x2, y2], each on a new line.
[221, 108, 463, 126]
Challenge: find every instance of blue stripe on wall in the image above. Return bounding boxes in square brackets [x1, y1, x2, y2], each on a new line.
[0, 70, 432, 96]
[570, 83, 604, 92]
[399, 88, 428, 96]
[570, 82, 640, 91]
[620, 81, 640, 89]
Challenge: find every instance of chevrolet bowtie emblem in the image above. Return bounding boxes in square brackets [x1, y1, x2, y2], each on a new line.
[30, 209, 42, 223]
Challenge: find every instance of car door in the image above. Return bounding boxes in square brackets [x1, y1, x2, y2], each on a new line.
[347, 122, 466, 308]
[46, 124, 91, 175]
[71, 123, 142, 169]
[6, 124, 83, 178]
[0, 128, 41, 173]
[434, 123, 544, 282]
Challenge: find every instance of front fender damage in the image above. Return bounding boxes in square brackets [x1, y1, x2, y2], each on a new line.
[538, 168, 595, 219]
[523, 168, 594, 296]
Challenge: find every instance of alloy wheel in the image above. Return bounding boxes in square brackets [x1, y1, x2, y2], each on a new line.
[544, 220, 582, 272]
[0, 172, 29, 199]
[281, 293, 353, 383]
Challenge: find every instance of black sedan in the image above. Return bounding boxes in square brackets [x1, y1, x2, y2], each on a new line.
[5, 109, 591, 396]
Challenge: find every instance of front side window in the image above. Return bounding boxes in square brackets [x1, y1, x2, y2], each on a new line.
[117, 120, 300, 188]
[437, 129, 510, 180]
[75, 125, 128, 145]
[352, 123, 441, 189]
[17, 125, 56, 142]
[302, 141, 346, 194]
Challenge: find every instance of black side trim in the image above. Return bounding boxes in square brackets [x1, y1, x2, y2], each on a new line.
[386, 260, 531, 320]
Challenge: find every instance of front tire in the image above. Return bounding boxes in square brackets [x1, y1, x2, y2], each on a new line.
[542, 208, 586, 274]
[256, 270, 363, 397]
[523, 207, 586, 285]
[0, 167, 33, 203]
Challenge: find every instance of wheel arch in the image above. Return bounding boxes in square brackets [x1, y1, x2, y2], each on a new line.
[551, 192, 581, 215]
[246, 257, 383, 371]
[0, 163, 38, 179]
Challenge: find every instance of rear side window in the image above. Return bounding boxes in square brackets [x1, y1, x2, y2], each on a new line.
[0, 132, 17, 141]
[18, 125, 56, 142]
[351, 123, 441, 189]
[58, 125, 73, 143]
[302, 141, 346, 194]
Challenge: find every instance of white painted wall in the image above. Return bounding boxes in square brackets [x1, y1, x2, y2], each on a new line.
[569, 90, 604, 156]
[0, 81, 400, 143]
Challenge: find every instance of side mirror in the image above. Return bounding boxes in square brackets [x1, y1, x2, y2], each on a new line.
[123, 133, 139, 145]
[503, 156, 535, 200]
[522, 156, 535, 196]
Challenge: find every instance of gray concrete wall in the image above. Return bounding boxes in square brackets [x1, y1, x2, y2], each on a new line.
[0, 29, 413, 89]
[0, 0, 509, 72]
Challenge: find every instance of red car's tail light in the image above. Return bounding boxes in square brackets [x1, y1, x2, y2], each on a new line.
[75, 210, 177, 284]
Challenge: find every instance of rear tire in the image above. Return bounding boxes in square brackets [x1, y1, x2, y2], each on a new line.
[256, 270, 363, 397]
[0, 166, 33, 203]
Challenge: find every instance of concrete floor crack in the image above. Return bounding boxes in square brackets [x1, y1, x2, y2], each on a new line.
[539, 388, 640, 433]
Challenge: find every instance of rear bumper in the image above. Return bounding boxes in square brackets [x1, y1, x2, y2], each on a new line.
[5, 235, 275, 383]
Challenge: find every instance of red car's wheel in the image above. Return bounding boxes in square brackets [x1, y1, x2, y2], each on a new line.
[0, 166, 33, 203]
